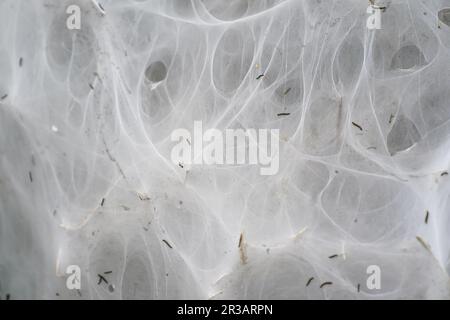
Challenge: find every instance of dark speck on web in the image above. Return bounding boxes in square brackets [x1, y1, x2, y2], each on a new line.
[162, 239, 173, 249]
[97, 274, 108, 285]
[352, 122, 363, 131]
[320, 281, 333, 288]
[389, 114, 395, 124]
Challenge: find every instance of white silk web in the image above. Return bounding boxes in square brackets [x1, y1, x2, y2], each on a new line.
[1, 0, 450, 299]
